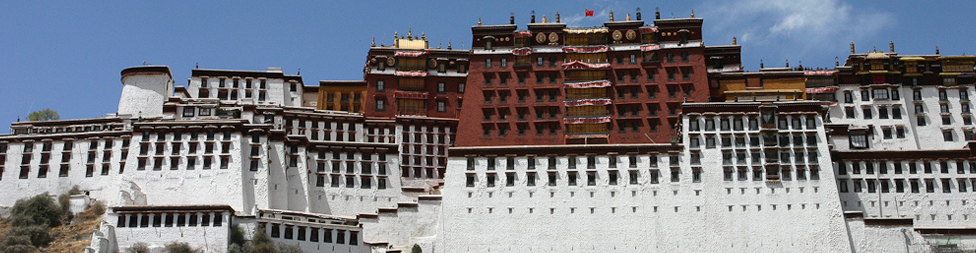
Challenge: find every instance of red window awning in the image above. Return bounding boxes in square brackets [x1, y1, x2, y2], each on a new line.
[562, 61, 611, 70]
[804, 70, 838, 76]
[562, 46, 609, 53]
[394, 90, 429, 99]
[640, 27, 659, 34]
[395, 71, 428, 77]
[640, 45, 661, 52]
[806, 87, 839, 93]
[513, 31, 533, 38]
[565, 80, 611, 88]
[512, 48, 532, 56]
[563, 117, 611, 124]
[394, 51, 429, 57]
[564, 98, 612, 107]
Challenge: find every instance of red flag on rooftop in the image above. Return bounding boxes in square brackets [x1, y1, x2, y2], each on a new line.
[585, 9, 594, 17]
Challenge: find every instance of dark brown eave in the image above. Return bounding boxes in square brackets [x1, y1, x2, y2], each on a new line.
[681, 101, 823, 114]
[914, 228, 976, 235]
[113, 204, 235, 214]
[121, 65, 172, 80]
[192, 69, 303, 84]
[472, 24, 518, 33]
[831, 149, 975, 160]
[450, 143, 680, 157]
[604, 20, 645, 28]
[653, 18, 703, 28]
[11, 117, 125, 127]
[319, 80, 367, 87]
[526, 23, 567, 30]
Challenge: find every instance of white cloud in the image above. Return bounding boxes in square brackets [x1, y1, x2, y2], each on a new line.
[697, 0, 894, 68]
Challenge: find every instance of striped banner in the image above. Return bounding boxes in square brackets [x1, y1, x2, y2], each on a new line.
[562, 46, 610, 53]
[565, 80, 611, 88]
[394, 90, 429, 99]
[640, 45, 661, 52]
[564, 98, 612, 107]
[512, 48, 532, 56]
[562, 61, 611, 70]
[395, 71, 428, 77]
[514, 31, 534, 38]
[806, 87, 839, 93]
[394, 51, 429, 57]
[804, 70, 838, 76]
[563, 117, 611, 124]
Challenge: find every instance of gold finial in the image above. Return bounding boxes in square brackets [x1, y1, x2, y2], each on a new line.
[556, 12, 560, 23]
[936, 46, 940, 55]
[371, 37, 376, 47]
[732, 36, 737, 45]
[510, 12, 515, 24]
[421, 32, 426, 40]
[850, 42, 855, 54]
[448, 38, 452, 50]
[691, 9, 695, 18]
[408, 28, 413, 39]
[760, 59, 764, 68]
[626, 13, 631, 21]
[889, 41, 895, 53]
[785, 59, 789, 68]
[609, 11, 614, 21]
[542, 15, 547, 23]
[478, 18, 482, 25]
[835, 56, 839, 66]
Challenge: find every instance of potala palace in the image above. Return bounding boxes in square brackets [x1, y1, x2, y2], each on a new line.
[1, 10, 975, 252]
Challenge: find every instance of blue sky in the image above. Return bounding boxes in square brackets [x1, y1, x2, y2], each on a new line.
[1, 1, 973, 132]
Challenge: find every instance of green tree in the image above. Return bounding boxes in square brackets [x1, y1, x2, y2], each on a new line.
[27, 108, 59, 121]
[11, 193, 63, 228]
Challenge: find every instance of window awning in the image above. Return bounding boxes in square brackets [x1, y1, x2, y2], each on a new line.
[562, 46, 609, 53]
[562, 61, 611, 70]
[640, 45, 661, 52]
[564, 98, 612, 107]
[563, 117, 611, 124]
[394, 51, 429, 57]
[395, 71, 428, 77]
[512, 48, 532, 56]
[806, 87, 839, 93]
[513, 31, 533, 38]
[804, 70, 838, 76]
[565, 80, 611, 89]
[640, 27, 659, 34]
[394, 91, 428, 99]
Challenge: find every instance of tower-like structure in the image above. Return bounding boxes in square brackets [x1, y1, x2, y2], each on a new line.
[117, 65, 174, 118]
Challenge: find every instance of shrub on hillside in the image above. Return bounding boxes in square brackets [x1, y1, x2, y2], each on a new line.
[10, 194, 63, 228]
[126, 242, 150, 253]
[164, 241, 193, 253]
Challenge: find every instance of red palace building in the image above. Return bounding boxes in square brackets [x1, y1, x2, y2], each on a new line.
[456, 10, 733, 146]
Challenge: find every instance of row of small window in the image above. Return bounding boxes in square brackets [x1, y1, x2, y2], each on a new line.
[838, 178, 976, 193]
[402, 143, 449, 155]
[400, 155, 446, 168]
[467, 155, 672, 171]
[267, 223, 358, 245]
[481, 86, 693, 105]
[843, 88, 968, 103]
[480, 120, 676, 137]
[837, 160, 976, 176]
[374, 59, 467, 73]
[18, 150, 124, 166]
[374, 80, 464, 94]
[702, 150, 820, 165]
[401, 166, 446, 179]
[688, 116, 817, 132]
[912, 103, 972, 115]
[196, 88, 268, 101]
[482, 105, 680, 121]
[137, 157, 231, 170]
[314, 175, 388, 189]
[312, 151, 388, 162]
[141, 142, 231, 156]
[141, 130, 233, 142]
[11, 140, 128, 154]
[374, 99, 454, 114]
[481, 69, 692, 85]
[15, 164, 125, 179]
[116, 212, 224, 228]
[311, 161, 388, 175]
[282, 119, 379, 134]
[465, 169, 694, 188]
[200, 78, 268, 90]
[722, 167, 821, 181]
[688, 134, 818, 149]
